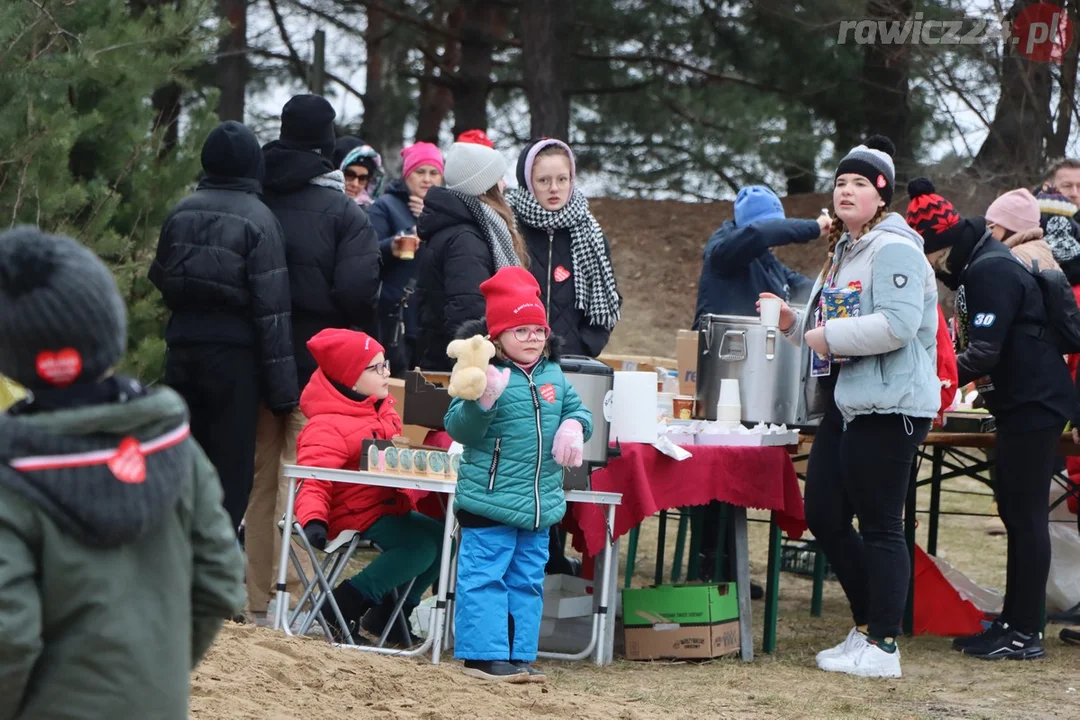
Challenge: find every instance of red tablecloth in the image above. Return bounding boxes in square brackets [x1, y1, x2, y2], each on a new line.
[568, 442, 806, 557]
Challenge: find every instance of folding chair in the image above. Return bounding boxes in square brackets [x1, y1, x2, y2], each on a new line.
[279, 519, 416, 647]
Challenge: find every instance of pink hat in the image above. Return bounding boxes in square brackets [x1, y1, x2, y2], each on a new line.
[986, 189, 1041, 233]
[400, 142, 444, 180]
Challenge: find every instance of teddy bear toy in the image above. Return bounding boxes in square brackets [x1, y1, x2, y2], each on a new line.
[445, 335, 496, 400]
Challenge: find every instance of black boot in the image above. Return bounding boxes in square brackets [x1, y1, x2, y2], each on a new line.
[361, 597, 422, 648]
[321, 582, 374, 643]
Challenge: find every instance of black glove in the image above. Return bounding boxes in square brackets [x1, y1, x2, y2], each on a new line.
[303, 521, 328, 550]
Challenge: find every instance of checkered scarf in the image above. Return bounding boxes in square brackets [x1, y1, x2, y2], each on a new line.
[507, 187, 622, 330]
[449, 190, 521, 269]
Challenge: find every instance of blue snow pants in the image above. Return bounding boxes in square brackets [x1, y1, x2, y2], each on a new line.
[454, 524, 549, 661]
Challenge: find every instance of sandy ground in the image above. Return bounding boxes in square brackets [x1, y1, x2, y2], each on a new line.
[192, 465, 1080, 720]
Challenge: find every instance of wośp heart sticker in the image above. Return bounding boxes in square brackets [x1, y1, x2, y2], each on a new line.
[108, 437, 147, 484]
[539, 383, 556, 403]
[36, 348, 83, 387]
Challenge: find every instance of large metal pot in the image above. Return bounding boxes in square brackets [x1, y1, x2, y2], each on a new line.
[558, 355, 613, 467]
[696, 314, 804, 425]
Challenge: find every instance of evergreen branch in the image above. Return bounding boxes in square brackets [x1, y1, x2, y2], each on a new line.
[23, 0, 79, 47]
[567, 80, 657, 96]
[345, 0, 519, 47]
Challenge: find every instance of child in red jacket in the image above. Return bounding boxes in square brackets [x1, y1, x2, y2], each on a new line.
[295, 329, 442, 645]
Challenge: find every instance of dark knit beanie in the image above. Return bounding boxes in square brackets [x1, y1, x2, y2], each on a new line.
[280, 94, 337, 158]
[835, 134, 897, 206]
[0, 227, 127, 389]
[201, 121, 265, 182]
[906, 178, 961, 253]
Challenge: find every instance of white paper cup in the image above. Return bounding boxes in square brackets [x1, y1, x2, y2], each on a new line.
[717, 404, 741, 422]
[759, 296, 782, 328]
[718, 378, 741, 407]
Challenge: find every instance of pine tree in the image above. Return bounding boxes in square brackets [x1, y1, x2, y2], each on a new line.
[0, 0, 219, 380]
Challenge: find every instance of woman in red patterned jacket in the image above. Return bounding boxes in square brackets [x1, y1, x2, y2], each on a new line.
[294, 329, 442, 645]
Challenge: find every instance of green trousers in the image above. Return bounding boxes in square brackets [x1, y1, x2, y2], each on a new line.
[348, 512, 443, 605]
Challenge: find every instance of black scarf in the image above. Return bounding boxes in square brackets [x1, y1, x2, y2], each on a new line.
[7, 375, 147, 416]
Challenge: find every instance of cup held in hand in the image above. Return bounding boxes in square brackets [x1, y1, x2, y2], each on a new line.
[759, 296, 782, 328]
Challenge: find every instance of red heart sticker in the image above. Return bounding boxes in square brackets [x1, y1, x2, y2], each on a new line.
[539, 383, 556, 403]
[35, 348, 83, 387]
[108, 437, 146, 484]
[876, 174, 887, 189]
[553, 265, 571, 283]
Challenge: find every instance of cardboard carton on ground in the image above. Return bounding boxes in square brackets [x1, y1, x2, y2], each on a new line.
[675, 329, 699, 398]
[622, 583, 740, 660]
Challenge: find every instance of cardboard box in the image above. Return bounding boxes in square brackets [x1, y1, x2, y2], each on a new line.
[598, 354, 677, 375]
[542, 575, 594, 619]
[675, 329, 699, 397]
[622, 584, 740, 660]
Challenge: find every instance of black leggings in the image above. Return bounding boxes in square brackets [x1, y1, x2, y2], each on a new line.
[995, 424, 1059, 634]
[805, 402, 930, 638]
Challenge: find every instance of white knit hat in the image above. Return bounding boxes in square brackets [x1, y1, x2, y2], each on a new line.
[443, 142, 506, 196]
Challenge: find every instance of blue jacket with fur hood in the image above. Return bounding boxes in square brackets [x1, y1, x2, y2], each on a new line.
[444, 320, 593, 531]
[785, 213, 940, 424]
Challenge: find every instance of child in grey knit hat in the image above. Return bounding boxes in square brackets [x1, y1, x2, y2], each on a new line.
[0, 226, 245, 719]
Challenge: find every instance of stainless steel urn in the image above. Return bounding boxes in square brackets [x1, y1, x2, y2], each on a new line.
[557, 355, 613, 467]
[695, 314, 804, 426]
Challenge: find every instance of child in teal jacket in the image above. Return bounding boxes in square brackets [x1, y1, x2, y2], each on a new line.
[445, 267, 593, 683]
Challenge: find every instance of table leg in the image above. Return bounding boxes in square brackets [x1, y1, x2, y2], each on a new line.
[272, 476, 298, 632]
[595, 504, 617, 666]
[430, 503, 458, 665]
[672, 510, 690, 583]
[763, 513, 781, 654]
[903, 460, 918, 636]
[729, 506, 753, 662]
[624, 525, 639, 589]
[603, 537, 620, 665]
[654, 510, 668, 587]
[928, 446, 944, 556]
[810, 547, 825, 618]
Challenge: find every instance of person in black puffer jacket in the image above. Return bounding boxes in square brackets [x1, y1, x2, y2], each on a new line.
[414, 142, 523, 371]
[247, 94, 380, 622]
[150, 120, 296, 530]
[921, 205, 1076, 661]
[507, 139, 622, 358]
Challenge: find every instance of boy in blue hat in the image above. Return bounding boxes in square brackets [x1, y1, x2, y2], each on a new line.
[693, 185, 830, 328]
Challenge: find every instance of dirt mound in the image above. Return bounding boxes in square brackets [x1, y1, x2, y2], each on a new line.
[191, 624, 657, 720]
[594, 194, 833, 356]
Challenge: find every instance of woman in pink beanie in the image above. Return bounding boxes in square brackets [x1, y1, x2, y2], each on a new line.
[986, 188, 1061, 272]
[400, 142, 445, 217]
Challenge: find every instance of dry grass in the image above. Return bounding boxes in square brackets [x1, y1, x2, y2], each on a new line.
[194, 459, 1080, 719]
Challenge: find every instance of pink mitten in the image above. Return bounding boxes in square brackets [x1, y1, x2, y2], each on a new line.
[553, 419, 584, 468]
[477, 366, 511, 410]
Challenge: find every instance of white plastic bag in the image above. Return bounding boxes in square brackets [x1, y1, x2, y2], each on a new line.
[1047, 521, 1080, 613]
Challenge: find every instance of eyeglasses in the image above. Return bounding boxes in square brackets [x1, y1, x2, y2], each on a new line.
[364, 360, 391, 376]
[512, 327, 548, 341]
[344, 169, 370, 183]
[534, 176, 571, 190]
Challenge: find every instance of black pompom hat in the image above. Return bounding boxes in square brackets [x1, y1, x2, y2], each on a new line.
[835, 134, 897, 205]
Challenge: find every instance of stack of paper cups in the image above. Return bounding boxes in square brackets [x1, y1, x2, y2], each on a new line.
[716, 378, 741, 422]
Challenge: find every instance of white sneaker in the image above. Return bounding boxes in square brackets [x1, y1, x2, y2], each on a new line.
[818, 641, 902, 678]
[815, 627, 867, 664]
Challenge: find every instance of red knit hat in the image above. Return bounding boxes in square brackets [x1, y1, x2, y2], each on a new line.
[457, 129, 495, 148]
[480, 267, 549, 339]
[307, 328, 384, 387]
[906, 177, 960, 253]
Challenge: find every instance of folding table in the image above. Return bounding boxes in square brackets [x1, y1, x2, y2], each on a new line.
[275, 465, 622, 665]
